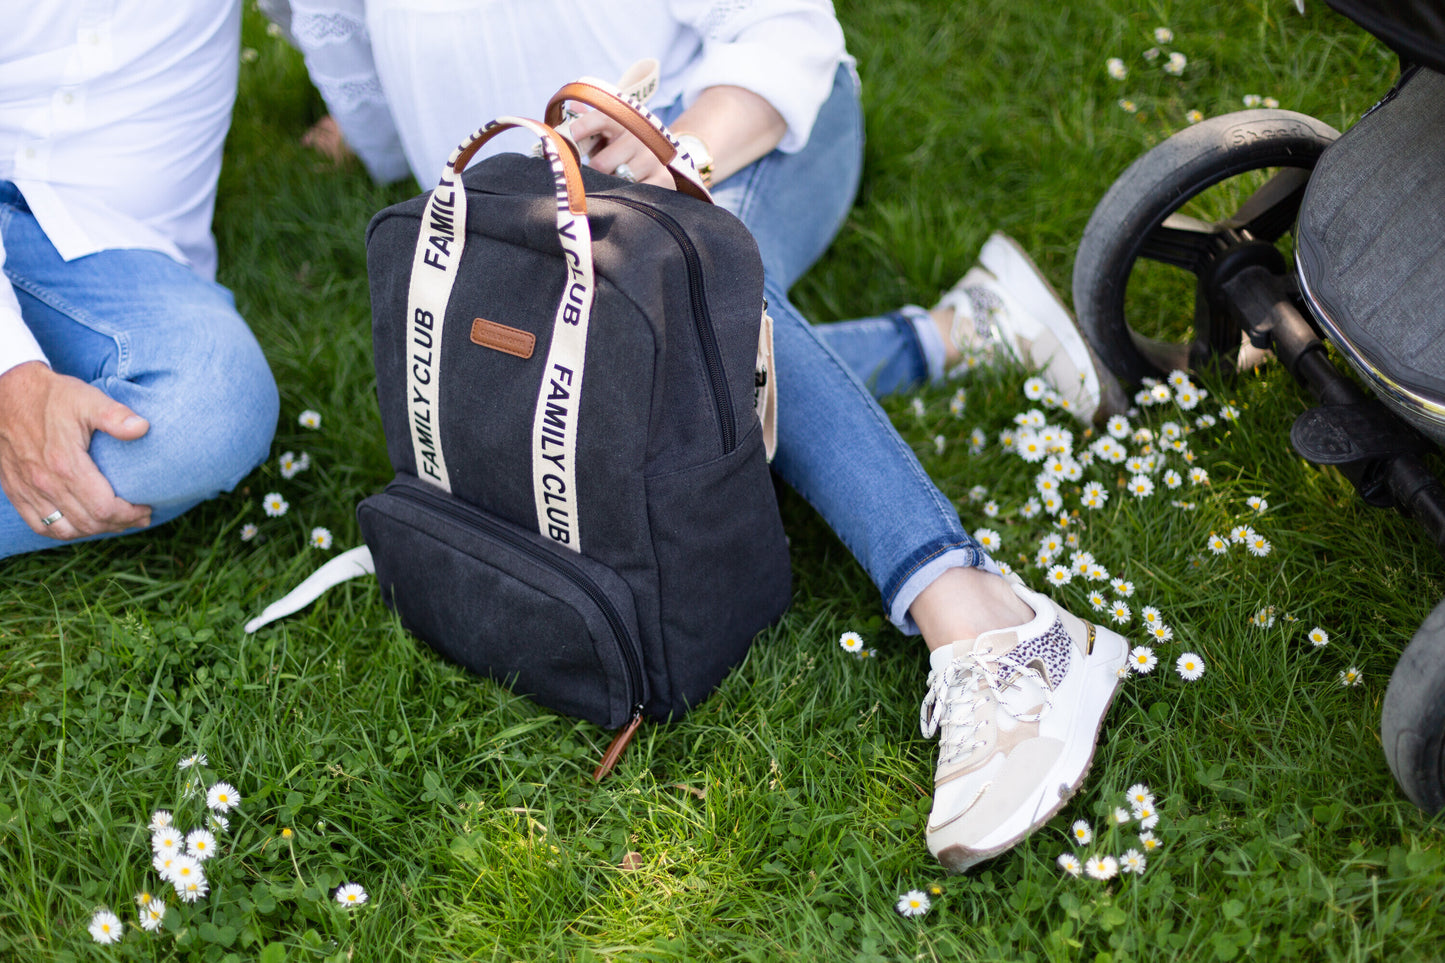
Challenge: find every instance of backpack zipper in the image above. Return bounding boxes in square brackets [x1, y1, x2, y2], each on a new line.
[388, 480, 646, 719]
[601, 195, 738, 454]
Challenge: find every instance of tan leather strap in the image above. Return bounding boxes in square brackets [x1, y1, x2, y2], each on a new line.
[450, 118, 587, 216]
[545, 81, 712, 204]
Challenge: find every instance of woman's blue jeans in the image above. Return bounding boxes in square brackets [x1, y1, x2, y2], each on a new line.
[0, 181, 279, 559]
[659, 66, 989, 633]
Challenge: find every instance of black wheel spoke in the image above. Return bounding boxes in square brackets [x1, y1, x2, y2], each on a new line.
[1221, 167, 1312, 241]
[1136, 215, 1219, 273]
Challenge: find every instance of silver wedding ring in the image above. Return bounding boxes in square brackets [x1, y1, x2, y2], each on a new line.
[41, 509, 63, 526]
[614, 162, 637, 183]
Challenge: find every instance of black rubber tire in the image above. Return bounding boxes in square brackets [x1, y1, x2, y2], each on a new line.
[1383, 598, 1445, 814]
[1072, 110, 1340, 385]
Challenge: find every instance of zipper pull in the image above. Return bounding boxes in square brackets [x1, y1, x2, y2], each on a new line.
[592, 707, 644, 781]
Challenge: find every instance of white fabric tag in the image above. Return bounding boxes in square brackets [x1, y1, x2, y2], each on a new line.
[243, 546, 376, 633]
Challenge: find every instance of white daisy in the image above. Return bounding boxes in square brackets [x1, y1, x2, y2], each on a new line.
[1039, 534, 1064, 558]
[262, 492, 289, 518]
[1132, 802, 1160, 829]
[177, 877, 210, 903]
[1139, 830, 1160, 852]
[950, 390, 967, 416]
[1196, 413, 1218, 429]
[1163, 51, 1187, 75]
[911, 398, 926, 419]
[1308, 626, 1329, 647]
[1071, 820, 1093, 845]
[1247, 495, 1268, 512]
[1058, 853, 1082, 876]
[1047, 565, 1073, 587]
[209, 813, 230, 834]
[838, 632, 864, 654]
[1023, 376, 1049, 400]
[1111, 601, 1132, 625]
[1126, 784, 1153, 808]
[1106, 57, 1128, 80]
[153, 853, 180, 881]
[240, 522, 259, 542]
[1141, 606, 1162, 627]
[310, 527, 334, 550]
[1112, 579, 1135, 598]
[895, 889, 930, 917]
[969, 427, 986, 453]
[1130, 646, 1158, 674]
[1085, 855, 1119, 880]
[206, 781, 241, 813]
[1229, 525, 1252, 545]
[1106, 415, 1131, 439]
[1220, 404, 1240, 421]
[1080, 481, 1109, 509]
[1149, 623, 1174, 643]
[1263, 96, 1280, 108]
[1020, 497, 1042, 519]
[152, 829, 183, 856]
[1113, 807, 1132, 825]
[178, 752, 207, 769]
[933, 434, 946, 455]
[139, 897, 167, 932]
[968, 485, 989, 503]
[1088, 590, 1108, 612]
[1042, 492, 1064, 515]
[1247, 532, 1272, 557]
[1017, 432, 1047, 463]
[168, 855, 204, 890]
[1243, 93, 1263, 108]
[186, 829, 218, 861]
[1253, 607, 1277, 628]
[1088, 565, 1110, 582]
[1121, 849, 1147, 874]
[1119, 98, 1139, 113]
[974, 528, 1001, 552]
[983, 500, 1000, 518]
[298, 409, 322, 429]
[1154, 26, 1174, 43]
[1150, 384, 1173, 404]
[1340, 666, 1364, 687]
[1189, 467, 1209, 485]
[1176, 652, 1206, 681]
[1129, 475, 1155, 498]
[88, 909, 123, 944]
[1163, 469, 1182, 489]
[1207, 533, 1228, 555]
[149, 810, 173, 832]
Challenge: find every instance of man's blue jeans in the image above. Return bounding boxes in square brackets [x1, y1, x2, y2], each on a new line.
[0, 181, 279, 558]
[660, 66, 990, 633]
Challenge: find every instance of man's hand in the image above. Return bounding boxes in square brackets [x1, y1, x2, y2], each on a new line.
[0, 361, 152, 539]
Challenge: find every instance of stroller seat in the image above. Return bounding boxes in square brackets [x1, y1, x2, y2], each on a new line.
[1295, 66, 1445, 443]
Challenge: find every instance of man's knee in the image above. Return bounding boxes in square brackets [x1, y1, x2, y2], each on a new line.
[96, 318, 279, 507]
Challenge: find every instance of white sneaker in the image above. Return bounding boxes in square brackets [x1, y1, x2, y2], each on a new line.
[919, 579, 1129, 872]
[938, 232, 1122, 424]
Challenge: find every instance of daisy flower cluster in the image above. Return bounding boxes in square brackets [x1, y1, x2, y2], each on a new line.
[1058, 783, 1163, 883]
[1106, 25, 1282, 127]
[88, 751, 372, 945]
[838, 630, 877, 661]
[87, 754, 244, 944]
[240, 408, 337, 551]
[952, 371, 1226, 687]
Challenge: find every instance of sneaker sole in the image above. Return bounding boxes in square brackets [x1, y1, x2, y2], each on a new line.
[977, 233, 1127, 425]
[930, 623, 1130, 872]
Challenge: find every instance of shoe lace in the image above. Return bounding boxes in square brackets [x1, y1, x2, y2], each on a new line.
[949, 284, 1008, 354]
[919, 650, 1053, 766]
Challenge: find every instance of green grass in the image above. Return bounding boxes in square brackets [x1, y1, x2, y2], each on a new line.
[4, 1, 1443, 960]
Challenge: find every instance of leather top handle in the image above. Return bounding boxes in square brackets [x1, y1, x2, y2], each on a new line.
[545, 81, 712, 204]
[449, 116, 588, 216]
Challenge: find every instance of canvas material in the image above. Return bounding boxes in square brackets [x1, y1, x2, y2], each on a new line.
[360, 149, 792, 727]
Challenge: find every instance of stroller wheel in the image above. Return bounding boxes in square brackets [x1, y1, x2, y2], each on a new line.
[1383, 598, 1445, 814]
[1072, 110, 1339, 385]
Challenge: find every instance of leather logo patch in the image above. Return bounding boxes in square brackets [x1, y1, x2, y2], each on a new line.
[471, 318, 534, 359]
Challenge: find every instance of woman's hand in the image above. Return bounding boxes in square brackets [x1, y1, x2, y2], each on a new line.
[567, 85, 787, 190]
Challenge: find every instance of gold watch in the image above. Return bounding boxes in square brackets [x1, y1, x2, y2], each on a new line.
[674, 133, 714, 187]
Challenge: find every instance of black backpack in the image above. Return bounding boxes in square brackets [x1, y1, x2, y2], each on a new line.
[353, 85, 791, 767]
